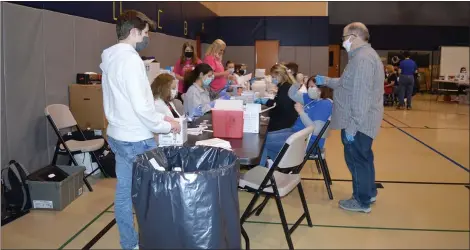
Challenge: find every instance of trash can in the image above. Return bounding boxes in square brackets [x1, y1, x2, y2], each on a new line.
[132, 146, 241, 249]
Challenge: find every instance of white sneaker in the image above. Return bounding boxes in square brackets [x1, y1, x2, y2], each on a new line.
[133, 245, 139, 250]
[370, 196, 377, 203]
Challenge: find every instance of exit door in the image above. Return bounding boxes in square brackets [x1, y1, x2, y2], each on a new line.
[255, 40, 279, 73]
[328, 45, 341, 77]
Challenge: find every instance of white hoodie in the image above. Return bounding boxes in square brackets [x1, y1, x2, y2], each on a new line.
[100, 43, 171, 142]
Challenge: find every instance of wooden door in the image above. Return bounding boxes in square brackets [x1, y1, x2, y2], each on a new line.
[328, 45, 340, 77]
[196, 34, 201, 58]
[255, 40, 279, 73]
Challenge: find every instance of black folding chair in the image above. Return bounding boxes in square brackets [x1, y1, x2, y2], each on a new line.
[45, 104, 109, 192]
[238, 121, 330, 250]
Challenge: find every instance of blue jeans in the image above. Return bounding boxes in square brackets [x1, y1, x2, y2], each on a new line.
[260, 128, 325, 167]
[260, 128, 294, 167]
[398, 75, 414, 107]
[107, 136, 157, 249]
[341, 130, 376, 207]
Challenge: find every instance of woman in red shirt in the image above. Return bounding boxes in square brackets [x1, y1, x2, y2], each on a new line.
[174, 42, 202, 102]
[203, 39, 236, 92]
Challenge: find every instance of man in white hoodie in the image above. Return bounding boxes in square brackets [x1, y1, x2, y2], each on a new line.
[100, 10, 180, 249]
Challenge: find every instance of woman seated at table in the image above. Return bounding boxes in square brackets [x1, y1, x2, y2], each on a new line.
[260, 75, 333, 167]
[183, 63, 230, 118]
[151, 73, 181, 118]
[254, 63, 298, 132]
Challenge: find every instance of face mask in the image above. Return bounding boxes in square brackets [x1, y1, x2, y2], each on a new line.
[184, 51, 193, 58]
[271, 77, 279, 85]
[342, 37, 352, 52]
[202, 76, 213, 87]
[228, 68, 234, 74]
[307, 87, 321, 100]
[239, 70, 245, 75]
[136, 36, 149, 52]
[171, 89, 178, 99]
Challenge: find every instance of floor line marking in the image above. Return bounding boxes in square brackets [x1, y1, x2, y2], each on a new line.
[383, 113, 411, 127]
[301, 178, 470, 186]
[382, 118, 469, 173]
[58, 202, 115, 250]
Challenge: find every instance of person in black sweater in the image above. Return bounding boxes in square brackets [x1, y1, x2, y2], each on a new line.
[255, 63, 297, 132]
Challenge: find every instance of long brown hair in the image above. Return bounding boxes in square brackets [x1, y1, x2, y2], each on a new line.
[180, 42, 198, 66]
[151, 73, 174, 102]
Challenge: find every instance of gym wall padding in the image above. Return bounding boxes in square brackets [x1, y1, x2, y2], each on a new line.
[0, 3, 209, 171]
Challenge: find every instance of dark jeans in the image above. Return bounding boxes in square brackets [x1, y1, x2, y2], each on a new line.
[341, 129, 376, 207]
[398, 75, 414, 107]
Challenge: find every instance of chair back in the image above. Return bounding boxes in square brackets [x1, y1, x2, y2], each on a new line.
[45, 104, 77, 129]
[276, 126, 315, 169]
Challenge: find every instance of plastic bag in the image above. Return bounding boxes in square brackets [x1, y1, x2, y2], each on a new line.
[132, 146, 241, 249]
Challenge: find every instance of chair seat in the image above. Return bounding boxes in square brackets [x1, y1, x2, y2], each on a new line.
[239, 166, 301, 197]
[60, 139, 105, 152]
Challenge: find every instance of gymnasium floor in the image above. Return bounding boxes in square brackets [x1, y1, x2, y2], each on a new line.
[2, 94, 469, 249]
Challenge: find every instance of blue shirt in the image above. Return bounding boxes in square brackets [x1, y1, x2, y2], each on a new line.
[291, 96, 333, 149]
[399, 59, 417, 76]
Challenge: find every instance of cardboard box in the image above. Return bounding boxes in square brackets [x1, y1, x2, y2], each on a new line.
[158, 117, 188, 146]
[69, 84, 107, 130]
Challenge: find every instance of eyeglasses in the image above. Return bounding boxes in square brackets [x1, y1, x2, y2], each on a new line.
[342, 34, 356, 41]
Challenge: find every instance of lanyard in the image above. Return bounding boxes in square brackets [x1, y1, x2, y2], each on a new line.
[303, 100, 318, 111]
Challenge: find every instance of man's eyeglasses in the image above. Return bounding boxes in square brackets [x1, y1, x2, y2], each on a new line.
[342, 34, 357, 41]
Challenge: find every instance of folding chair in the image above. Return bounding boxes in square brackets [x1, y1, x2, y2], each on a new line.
[239, 123, 329, 250]
[45, 104, 109, 192]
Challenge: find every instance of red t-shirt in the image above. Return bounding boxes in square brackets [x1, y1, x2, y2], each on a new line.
[174, 58, 202, 93]
[203, 55, 226, 92]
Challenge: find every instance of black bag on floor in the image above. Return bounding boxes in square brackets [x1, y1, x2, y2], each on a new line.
[132, 146, 241, 249]
[1, 160, 32, 226]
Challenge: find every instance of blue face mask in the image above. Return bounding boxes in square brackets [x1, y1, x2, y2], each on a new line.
[202, 76, 213, 87]
[272, 77, 279, 85]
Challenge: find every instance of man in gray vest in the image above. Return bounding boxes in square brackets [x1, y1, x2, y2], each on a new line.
[315, 22, 384, 213]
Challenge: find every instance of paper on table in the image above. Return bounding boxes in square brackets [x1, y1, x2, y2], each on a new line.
[243, 103, 261, 133]
[195, 138, 232, 150]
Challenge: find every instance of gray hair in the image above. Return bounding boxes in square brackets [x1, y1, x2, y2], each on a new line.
[345, 22, 370, 42]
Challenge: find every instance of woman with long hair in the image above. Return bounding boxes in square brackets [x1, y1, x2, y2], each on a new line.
[174, 42, 202, 102]
[203, 39, 236, 92]
[183, 63, 216, 118]
[150, 73, 180, 118]
[255, 63, 298, 132]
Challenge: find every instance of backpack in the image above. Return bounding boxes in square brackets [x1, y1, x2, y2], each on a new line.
[1, 160, 32, 226]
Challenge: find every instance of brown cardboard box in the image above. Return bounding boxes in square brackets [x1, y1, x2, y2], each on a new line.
[69, 84, 108, 130]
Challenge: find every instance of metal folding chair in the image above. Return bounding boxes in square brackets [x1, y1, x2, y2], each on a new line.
[45, 104, 109, 192]
[238, 121, 330, 250]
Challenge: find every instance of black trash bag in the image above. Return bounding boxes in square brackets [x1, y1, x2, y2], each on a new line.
[132, 146, 241, 250]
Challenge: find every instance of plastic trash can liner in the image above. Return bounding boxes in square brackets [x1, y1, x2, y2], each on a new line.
[132, 146, 241, 249]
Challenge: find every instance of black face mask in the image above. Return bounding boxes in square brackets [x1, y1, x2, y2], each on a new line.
[184, 52, 194, 58]
[239, 70, 245, 75]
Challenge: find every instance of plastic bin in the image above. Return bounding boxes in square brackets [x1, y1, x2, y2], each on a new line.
[27, 165, 85, 211]
[132, 146, 241, 249]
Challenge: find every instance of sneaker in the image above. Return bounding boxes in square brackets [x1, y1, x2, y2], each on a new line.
[370, 196, 377, 203]
[134, 245, 139, 250]
[406, 106, 412, 110]
[339, 198, 371, 213]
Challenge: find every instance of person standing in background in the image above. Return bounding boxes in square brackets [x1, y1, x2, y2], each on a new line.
[173, 42, 202, 103]
[100, 10, 180, 249]
[285, 62, 307, 93]
[315, 22, 384, 213]
[397, 51, 418, 110]
[203, 39, 237, 93]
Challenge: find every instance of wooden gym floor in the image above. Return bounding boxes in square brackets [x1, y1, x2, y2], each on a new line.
[2, 94, 469, 249]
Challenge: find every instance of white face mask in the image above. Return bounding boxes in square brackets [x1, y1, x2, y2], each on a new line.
[342, 37, 352, 52]
[307, 87, 321, 100]
[171, 89, 178, 99]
